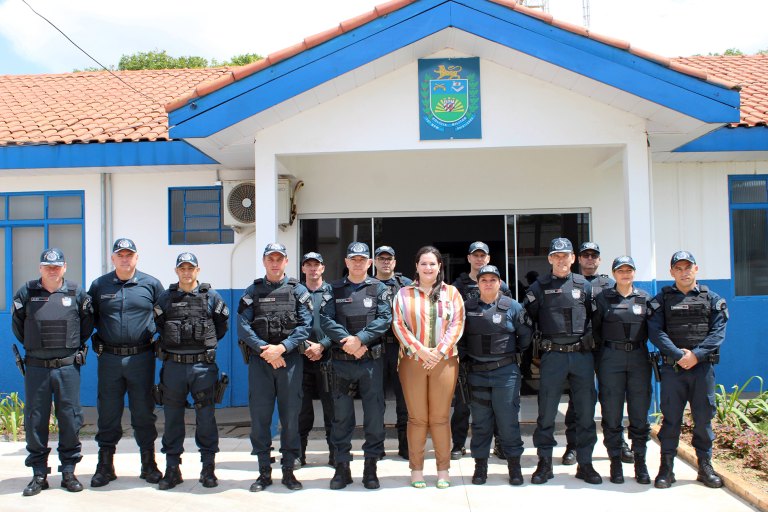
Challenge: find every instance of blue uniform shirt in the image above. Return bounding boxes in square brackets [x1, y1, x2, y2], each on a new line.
[307, 282, 333, 349]
[88, 270, 163, 346]
[320, 277, 392, 346]
[237, 276, 312, 353]
[647, 284, 727, 362]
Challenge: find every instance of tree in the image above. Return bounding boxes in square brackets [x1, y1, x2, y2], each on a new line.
[75, 50, 264, 72]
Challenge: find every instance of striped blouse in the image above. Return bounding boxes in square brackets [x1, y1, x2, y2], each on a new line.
[391, 282, 465, 358]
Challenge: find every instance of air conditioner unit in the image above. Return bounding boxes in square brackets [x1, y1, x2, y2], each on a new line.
[222, 181, 256, 228]
[220, 179, 292, 229]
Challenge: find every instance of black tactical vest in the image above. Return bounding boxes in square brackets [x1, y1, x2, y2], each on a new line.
[663, 285, 711, 349]
[456, 273, 480, 301]
[464, 296, 516, 357]
[23, 280, 80, 350]
[537, 274, 587, 337]
[161, 283, 217, 351]
[599, 288, 648, 343]
[332, 279, 379, 341]
[250, 278, 299, 344]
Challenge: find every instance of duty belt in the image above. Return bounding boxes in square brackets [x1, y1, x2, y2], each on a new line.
[469, 355, 521, 372]
[604, 340, 644, 352]
[25, 354, 76, 369]
[538, 339, 584, 353]
[100, 342, 153, 356]
[662, 352, 720, 366]
[158, 347, 216, 364]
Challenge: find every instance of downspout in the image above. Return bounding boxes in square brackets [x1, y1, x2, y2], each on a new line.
[100, 172, 113, 275]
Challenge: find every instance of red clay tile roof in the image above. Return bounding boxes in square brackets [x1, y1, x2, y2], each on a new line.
[1, 2, 767, 148]
[0, 69, 231, 146]
[673, 55, 768, 127]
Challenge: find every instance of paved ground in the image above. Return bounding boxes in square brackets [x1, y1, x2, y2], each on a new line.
[0, 397, 758, 512]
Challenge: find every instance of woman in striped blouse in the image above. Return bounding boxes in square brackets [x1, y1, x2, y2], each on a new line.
[392, 246, 465, 489]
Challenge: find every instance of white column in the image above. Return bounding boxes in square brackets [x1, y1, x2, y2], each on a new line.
[254, 140, 278, 260]
[622, 136, 656, 282]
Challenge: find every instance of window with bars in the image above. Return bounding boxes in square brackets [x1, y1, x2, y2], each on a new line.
[169, 187, 234, 245]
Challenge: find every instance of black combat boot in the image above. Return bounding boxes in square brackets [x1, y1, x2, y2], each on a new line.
[362, 457, 380, 489]
[471, 458, 488, 485]
[330, 461, 353, 490]
[158, 465, 183, 490]
[621, 440, 634, 464]
[282, 467, 303, 490]
[508, 457, 524, 486]
[140, 450, 163, 484]
[654, 454, 676, 489]
[299, 437, 308, 467]
[697, 457, 723, 488]
[634, 452, 651, 484]
[493, 437, 506, 460]
[531, 456, 553, 484]
[561, 445, 577, 466]
[22, 469, 49, 497]
[91, 449, 117, 487]
[249, 466, 273, 492]
[609, 456, 624, 484]
[199, 463, 218, 488]
[61, 472, 83, 492]
[575, 463, 603, 485]
[397, 430, 409, 460]
[450, 444, 466, 460]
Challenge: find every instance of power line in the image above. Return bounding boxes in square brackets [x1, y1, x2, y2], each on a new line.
[20, 0, 162, 105]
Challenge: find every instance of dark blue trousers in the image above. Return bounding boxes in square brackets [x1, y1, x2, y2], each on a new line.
[469, 363, 524, 458]
[248, 350, 303, 468]
[24, 364, 83, 473]
[533, 351, 597, 464]
[330, 357, 385, 462]
[450, 389, 471, 447]
[298, 359, 334, 447]
[95, 351, 157, 451]
[658, 362, 716, 459]
[597, 347, 652, 457]
[383, 341, 408, 433]
[160, 360, 219, 465]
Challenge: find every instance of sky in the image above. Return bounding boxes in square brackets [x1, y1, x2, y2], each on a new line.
[0, 0, 767, 75]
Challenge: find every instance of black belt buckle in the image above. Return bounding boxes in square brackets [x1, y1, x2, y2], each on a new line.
[539, 340, 552, 352]
[623, 342, 634, 352]
[204, 349, 216, 364]
[48, 358, 63, 369]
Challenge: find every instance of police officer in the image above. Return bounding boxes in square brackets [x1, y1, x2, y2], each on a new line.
[648, 251, 727, 489]
[297, 251, 335, 467]
[464, 265, 532, 487]
[451, 241, 512, 460]
[320, 242, 392, 490]
[592, 256, 653, 484]
[238, 242, 312, 492]
[153, 252, 229, 490]
[373, 245, 413, 460]
[524, 237, 601, 485]
[89, 238, 164, 488]
[561, 242, 632, 465]
[12, 248, 93, 496]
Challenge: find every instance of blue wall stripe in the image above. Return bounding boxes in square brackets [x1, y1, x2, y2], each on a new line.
[0, 141, 218, 170]
[170, 0, 739, 139]
[675, 126, 768, 152]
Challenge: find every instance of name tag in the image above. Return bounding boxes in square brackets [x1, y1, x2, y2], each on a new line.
[336, 298, 353, 303]
[30, 297, 48, 302]
[258, 297, 276, 303]
[172, 302, 188, 307]
[544, 289, 562, 295]
[671, 304, 689, 310]
[466, 312, 483, 317]
[100, 294, 116, 299]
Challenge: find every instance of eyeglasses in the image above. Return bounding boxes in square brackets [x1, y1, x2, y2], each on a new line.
[580, 252, 600, 259]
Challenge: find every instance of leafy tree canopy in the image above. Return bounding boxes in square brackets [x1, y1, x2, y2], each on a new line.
[75, 50, 263, 72]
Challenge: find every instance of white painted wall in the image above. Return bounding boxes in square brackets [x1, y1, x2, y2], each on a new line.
[652, 160, 768, 281]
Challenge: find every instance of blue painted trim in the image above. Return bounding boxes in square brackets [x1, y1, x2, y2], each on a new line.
[170, 0, 739, 138]
[0, 141, 218, 170]
[675, 126, 768, 152]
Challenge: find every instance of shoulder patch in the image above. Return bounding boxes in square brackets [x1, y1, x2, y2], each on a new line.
[380, 288, 392, 302]
[517, 309, 532, 328]
[649, 299, 661, 312]
[13, 299, 23, 311]
[154, 304, 164, 316]
[525, 291, 536, 304]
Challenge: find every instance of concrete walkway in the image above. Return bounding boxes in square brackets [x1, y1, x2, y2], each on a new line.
[0, 397, 757, 512]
